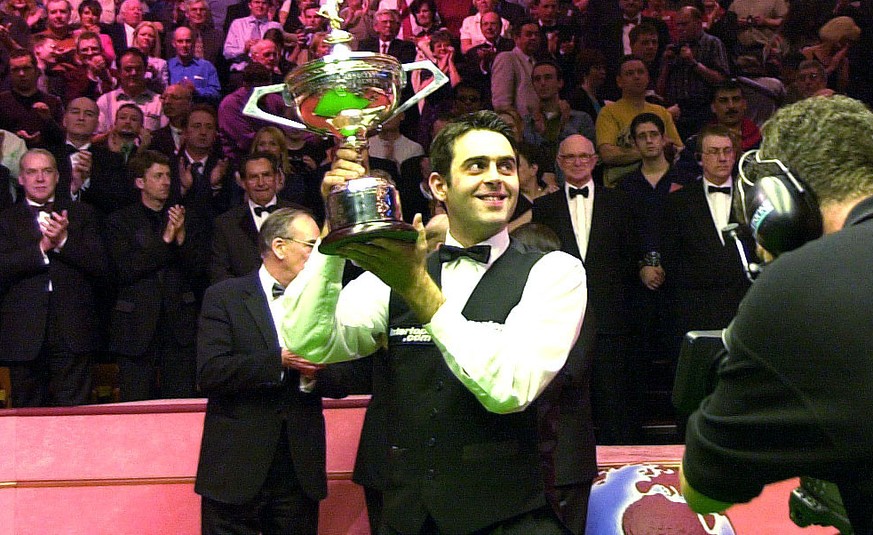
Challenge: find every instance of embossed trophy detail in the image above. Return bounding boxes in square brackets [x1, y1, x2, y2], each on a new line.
[243, 0, 449, 254]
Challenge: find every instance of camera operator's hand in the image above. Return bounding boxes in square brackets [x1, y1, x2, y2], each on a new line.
[679, 44, 696, 65]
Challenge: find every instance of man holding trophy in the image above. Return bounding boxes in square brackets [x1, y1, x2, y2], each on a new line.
[245, 2, 592, 530]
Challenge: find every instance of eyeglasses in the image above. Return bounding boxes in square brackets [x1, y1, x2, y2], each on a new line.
[282, 236, 317, 249]
[558, 153, 596, 163]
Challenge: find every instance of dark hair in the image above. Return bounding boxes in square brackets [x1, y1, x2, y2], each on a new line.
[409, 0, 438, 16]
[240, 151, 279, 177]
[242, 62, 272, 87]
[76, 31, 101, 49]
[696, 124, 737, 154]
[510, 222, 561, 253]
[532, 59, 562, 80]
[9, 48, 37, 68]
[630, 112, 665, 137]
[129, 149, 170, 179]
[429, 111, 517, 182]
[257, 207, 312, 257]
[712, 78, 743, 101]
[116, 102, 144, 122]
[629, 22, 659, 45]
[180, 103, 217, 128]
[78, 0, 102, 16]
[576, 48, 606, 76]
[517, 141, 544, 181]
[512, 17, 539, 37]
[119, 47, 148, 66]
[617, 54, 644, 73]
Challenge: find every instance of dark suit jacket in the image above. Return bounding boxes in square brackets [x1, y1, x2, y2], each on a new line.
[104, 201, 208, 356]
[148, 125, 180, 160]
[597, 15, 671, 100]
[357, 37, 417, 65]
[103, 22, 132, 59]
[661, 179, 754, 333]
[194, 271, 347, 504]
[209, 200, 303, 285]
[0, 201, 108, 362]
[76, 140, 141, 216]
[532, 186, 639, 335]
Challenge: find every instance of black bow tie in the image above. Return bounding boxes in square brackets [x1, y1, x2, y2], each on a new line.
[708, 185, 732, 195]
[569, 186, 589, 198]
[254, 205, 279, 217]
[438, 244, 491, 264]
[31, 202, 54, 214]
[271, 282, 285, 299]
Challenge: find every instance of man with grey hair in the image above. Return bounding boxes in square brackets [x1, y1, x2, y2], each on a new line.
[681, 96, 873, 535]
[196, 207, 345, 535]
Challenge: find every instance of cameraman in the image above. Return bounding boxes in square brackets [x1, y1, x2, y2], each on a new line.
[680, 95, 873, 535]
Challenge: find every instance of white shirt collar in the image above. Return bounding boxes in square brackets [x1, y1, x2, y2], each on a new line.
[444, 227, 510, 268]
[258, 264, 284, 300]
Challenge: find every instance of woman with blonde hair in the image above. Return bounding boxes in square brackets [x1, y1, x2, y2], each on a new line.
[251, 126, 291, 179]
[133, 21, 168, 92]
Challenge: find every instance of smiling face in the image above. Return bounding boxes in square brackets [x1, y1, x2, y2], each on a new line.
[429, 129, 518, 246]
[240, 156, 280, 206]
[557, 134, 597, 187]
[46, 0, 71, 31]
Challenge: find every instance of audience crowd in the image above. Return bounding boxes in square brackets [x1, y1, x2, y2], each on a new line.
[0, 0, 871, 444]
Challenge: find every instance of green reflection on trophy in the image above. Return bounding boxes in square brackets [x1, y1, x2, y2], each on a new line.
[242, 0, 449, 254]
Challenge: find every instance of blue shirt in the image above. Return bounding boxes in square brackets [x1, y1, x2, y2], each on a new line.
[167, 57, 222, 100]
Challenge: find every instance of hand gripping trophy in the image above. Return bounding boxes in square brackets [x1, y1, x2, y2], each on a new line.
[243, 0, 448, 254]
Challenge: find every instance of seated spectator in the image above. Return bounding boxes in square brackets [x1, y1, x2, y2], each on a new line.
[801, 16, 859, 95]
[96, 48, 166, 134]
[72, 0, 116, 65]
[709, 79, 761, 152]
[733, 54, 786, 127]
[58, 32, 117, 105]
[218, 63, 292, 160]
[3, 0, 45, 31]
[38, 0, 77, 64]
[461, 0, 510, 55]
[168, 26, 221, 103]
[106, 0, 147, 55]
[409, 0, 444, 40]
[0, 50, 65, 149]
[133, 21, 169, 93]
[223, 0, 282, 73]
[793, 59, 835, 100]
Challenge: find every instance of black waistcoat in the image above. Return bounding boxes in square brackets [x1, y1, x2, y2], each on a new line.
[382, 239, 549, 534]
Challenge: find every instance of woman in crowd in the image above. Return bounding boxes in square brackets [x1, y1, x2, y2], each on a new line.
[3, 0, 44, 32]
[74, 0, 116, 65]
[410, 0, 443, 40]
[133, 21, 168, 92]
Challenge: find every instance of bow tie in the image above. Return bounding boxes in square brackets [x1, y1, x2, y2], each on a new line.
[31, 202, 54, 214]
[271, 283, 285, 299]
[254, 205, 279, 217]
[708, 185, 732, 195]
[569, 186, 589, 198]
[438, 244, 491, 264]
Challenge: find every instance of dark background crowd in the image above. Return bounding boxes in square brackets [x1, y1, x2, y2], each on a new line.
[0, 0, 870, 445]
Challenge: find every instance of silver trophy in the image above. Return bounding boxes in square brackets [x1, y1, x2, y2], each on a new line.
[243, 1, 448, 254]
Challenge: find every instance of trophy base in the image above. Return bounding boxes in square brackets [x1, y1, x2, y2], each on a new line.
[319, 220, 418, 255]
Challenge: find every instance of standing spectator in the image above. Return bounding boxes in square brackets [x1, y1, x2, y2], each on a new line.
[657, 6, 729, 140]
[151, 83, 193, 159]
[0, 2, 32, 89]
[176, 104, 232, 221]
[566, 49, 607, 122]
[459, 12, 512, 105]
[728, 0, 787, 56]
[58, 32, 117, 105]
[181, 0, 225, 67]
[596, 55, 683, 187]
[217, 62, 288, 160]
[105, 150, 207, 401]
[223, 0, 282, 72]
[96, 48, 167, 134]
[38, 0, 77, 59]
[0, 149, 108, 407]
[209, 153, 303, 284]
[0, 50, 65, 149]
[3, 0, 45, 31]
[491, 18, 541, 116]
[168, 26, 222, 103]
[49, 97, 98, 204]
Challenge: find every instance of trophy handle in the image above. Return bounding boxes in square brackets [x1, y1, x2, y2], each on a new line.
[242, 83, 311, 132]
[384, 60, 450, 123]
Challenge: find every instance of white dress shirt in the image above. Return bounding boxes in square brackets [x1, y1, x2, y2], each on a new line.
[274, 227, 587, 413]
[703, 176, 733, 244]
[566, 181, 594, 260]
[249, 196, 278, 231]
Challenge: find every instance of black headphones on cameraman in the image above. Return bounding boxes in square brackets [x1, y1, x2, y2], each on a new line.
[735, 149, 823, 258]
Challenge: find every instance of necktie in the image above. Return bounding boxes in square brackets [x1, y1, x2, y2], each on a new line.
[397, 0, 413, 39]
[381, 42, 389, 55]
[250, 19, 262, 41]
[569, 186, 589, 198]
[191, 162, 204, 179]
[271, 282, 284, 299]
[254, 205, 279, 217]
[438, 244, 491, 264]
[708, 185, 732, 195]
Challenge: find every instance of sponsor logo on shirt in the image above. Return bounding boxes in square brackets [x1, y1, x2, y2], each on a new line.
[389, 326, 432, 344]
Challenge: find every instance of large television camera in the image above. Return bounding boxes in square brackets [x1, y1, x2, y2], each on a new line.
[672, 330, 854, 534]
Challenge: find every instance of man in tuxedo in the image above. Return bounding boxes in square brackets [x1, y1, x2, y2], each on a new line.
[105, 149, 208, 400]
[48, 97, 97, 204]
[532, 134, 640, 444]
[210, 153, 303, 285]
[661, 124, 755, 356]
[274, 111, 588, 534]
[0, 149, 108, 407]
[196, 207, 345, 535]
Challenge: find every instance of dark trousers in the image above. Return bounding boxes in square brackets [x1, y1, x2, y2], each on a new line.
[201, 429, 319, 535]
[590, 333, 639, 444]
[378, 506, 570, 535]
[8, 297, 92, 407]
[553, 482, 591, 535]
[118, 315, 196, 401]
